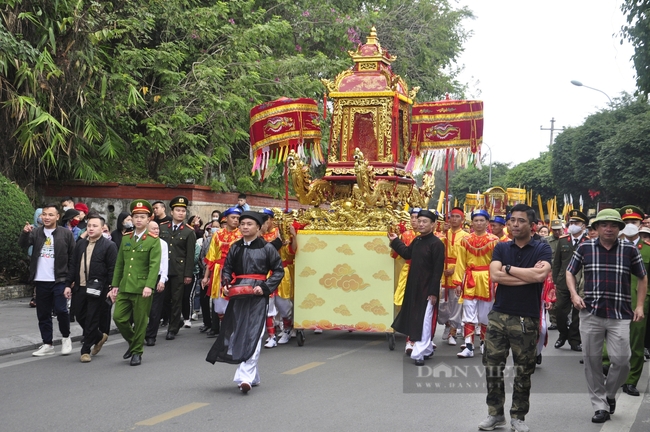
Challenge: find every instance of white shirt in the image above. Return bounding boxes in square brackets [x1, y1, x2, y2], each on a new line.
[159, 238, 169, 283]
[35, 228, 56, 282]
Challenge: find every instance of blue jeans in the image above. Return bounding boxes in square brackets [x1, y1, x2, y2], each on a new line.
[35, 282, 70, 344]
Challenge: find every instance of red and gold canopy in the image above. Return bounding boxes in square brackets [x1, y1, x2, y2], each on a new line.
[408, 100, 484, 172]
[250, 97, 324, 178]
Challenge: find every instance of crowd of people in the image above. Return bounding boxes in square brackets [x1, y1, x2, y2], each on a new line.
[16, 194, 650, 429]
[388, 204, 649, 430]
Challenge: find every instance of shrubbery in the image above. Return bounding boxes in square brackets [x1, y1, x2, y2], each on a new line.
[0, 174, 34, 283]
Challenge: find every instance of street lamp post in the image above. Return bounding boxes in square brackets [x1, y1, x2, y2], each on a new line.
[570, 80, 613, 103]
[482, 142, 492, 186]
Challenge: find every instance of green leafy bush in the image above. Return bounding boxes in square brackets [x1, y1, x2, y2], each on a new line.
[0, 174, 34, 282]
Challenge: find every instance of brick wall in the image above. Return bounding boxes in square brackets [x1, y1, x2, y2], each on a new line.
[0, 285, 33, 300]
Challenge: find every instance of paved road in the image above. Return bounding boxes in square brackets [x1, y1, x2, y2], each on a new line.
[1, 323, 648, 432]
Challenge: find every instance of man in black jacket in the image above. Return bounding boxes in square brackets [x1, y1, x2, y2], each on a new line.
[19, 204, 75, 357]
[66, 214, 118, 362]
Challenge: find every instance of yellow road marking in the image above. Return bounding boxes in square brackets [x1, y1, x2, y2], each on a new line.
[282, 361, 325, 375]
[135, 403, 209, 426]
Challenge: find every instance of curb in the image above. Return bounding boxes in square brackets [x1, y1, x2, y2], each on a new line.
[0, 327, 121, 357]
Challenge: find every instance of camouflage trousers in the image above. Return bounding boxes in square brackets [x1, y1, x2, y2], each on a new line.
[483, 310, 539, 420]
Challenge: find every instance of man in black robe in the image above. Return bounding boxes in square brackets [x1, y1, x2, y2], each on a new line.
[389, 209, 445, 366]
[206, 211, 284, 394]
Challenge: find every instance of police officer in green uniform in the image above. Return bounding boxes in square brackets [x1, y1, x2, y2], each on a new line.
[553, 209, 588, 352]
[545, 219, 564, 330]
[159, 196, 196, 340]
[619, 205, 650, 396]
[110, 200, 161, 366]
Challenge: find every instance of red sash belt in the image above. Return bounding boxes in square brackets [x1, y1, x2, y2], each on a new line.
[405, 259, 411, 265]
[216, 258, 226, 265]
[282, 260, 294, 267]
[445, 257, 457, 264]
[232, 274, 267, 282]
[228, 285, 255, 296]
[464, 265, 490, 288]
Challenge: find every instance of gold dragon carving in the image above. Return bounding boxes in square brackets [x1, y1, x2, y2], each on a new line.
[287, 150, 332, 206]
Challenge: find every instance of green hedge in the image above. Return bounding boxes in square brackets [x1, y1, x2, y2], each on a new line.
[0, 174, 34, 282]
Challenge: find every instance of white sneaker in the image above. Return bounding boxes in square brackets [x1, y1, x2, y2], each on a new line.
[478, 415, 506, 430]
[405, 341, 415, 355]
[448, 335, 457, 346]
[191, 313, 198, 321]
[510, 418, 530, 432]
[442, 326, 451, 340]
[61, 337, 72, 355]
[314, 328, 323, 334]
[184, 320, 192, 328]
[264, 336, 277, 348]
[32, 344, 55, 357]
[290, 328, 296, 338]
[278, 330, 291, 344]
[457, 347, 474, 358]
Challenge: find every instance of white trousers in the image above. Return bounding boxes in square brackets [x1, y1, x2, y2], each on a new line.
[266, 295, 277, 317]
[438, 288, 462, 329]
[411, 302, 435, 361]
[213, 297, 229, 315]
[462, 299, 491, 325]
[275, 296, 293, 320]
[234, 328, 264, 386]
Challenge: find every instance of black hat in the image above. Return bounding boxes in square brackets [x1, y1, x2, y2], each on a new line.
[62, 209, 80, 222]
[170, 196, 189, 208]
[239, 211, 262, 227]
[417, 209, 437, 222]
[568, 210, 588, 223]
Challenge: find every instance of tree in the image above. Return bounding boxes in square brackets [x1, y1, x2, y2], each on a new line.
[0, 173, 34, 282]
[622, 1, 650, 95]
[505, 152, 555, 200]
[599, 111, 650, 209]
[1, 0, 473, 198]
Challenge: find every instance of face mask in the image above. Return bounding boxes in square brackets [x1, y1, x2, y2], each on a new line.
[567, 224, 582, 235]
[102, 232, 111, 240]
[123, 222, 134, 229]
[622, 223, 639, 237]
[70, 219, 80, 228]
[63, 206, 71, 212]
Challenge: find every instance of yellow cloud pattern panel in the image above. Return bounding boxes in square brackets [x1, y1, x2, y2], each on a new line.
[334, 305, 352, 316]
[299, 293, 325, 309]
[364, 238, 390, 255]
[319, 264, 369, 292]
[336, 244, 355, 255]
[372, 270, 390, 281]
[302, 237, 328, 252]
[299, 266, 317, 277]
[361, 299, 389, 316]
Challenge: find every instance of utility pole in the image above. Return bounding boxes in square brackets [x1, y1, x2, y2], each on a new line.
[540, 117, 566, 147]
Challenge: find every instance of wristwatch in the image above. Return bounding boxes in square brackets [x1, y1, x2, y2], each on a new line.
[505, 265, 511, 275]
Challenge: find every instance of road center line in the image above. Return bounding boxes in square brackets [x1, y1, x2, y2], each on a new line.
[282, 361, 325, 375]
[327, 340, 383, 360]
[135, 402, 209, 426]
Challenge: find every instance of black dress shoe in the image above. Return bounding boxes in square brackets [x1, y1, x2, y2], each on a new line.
[206, 330, 217, 338]
[199, 325, 209, 333]
[414, 359, 425, 366]
[145, 338, 156, 346]
[166, 331, 176, 340]
[622, 383, 640, 396]
[570, 344, 582, 352]
[130, 353, 141, 366]
[591, 410, 610, 423]
[123, 348, 133, 360]
[554, 337, 566, 349]
[607, 397, 616, 414]
[548, 324, 557, 330]
[536, 354, 542, 365]
[579, 359, 584, 364]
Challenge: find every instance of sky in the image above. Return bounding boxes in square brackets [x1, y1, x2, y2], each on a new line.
[454, 0, 637, 166]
